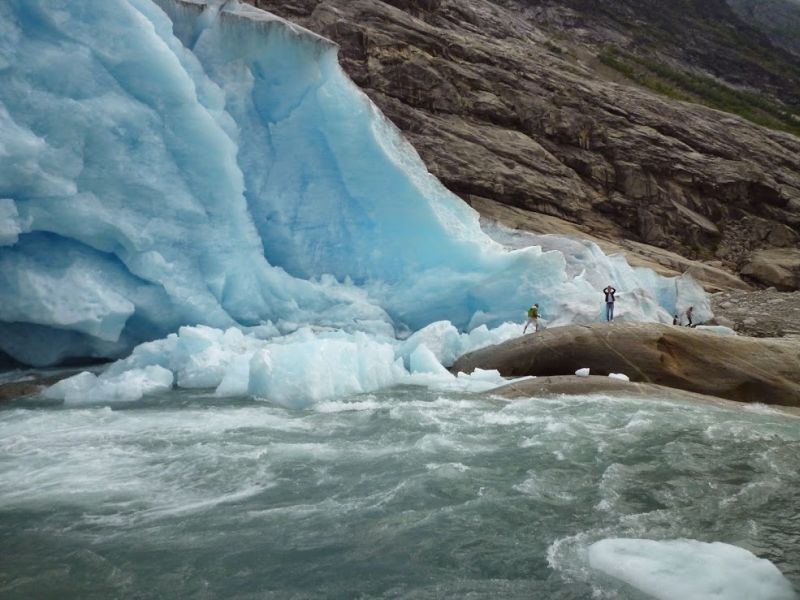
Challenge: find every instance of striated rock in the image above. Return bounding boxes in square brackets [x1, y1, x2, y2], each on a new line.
[741, 248, 800, 291]
[452, 322, 800, 405]
[247, 0, 800, 288]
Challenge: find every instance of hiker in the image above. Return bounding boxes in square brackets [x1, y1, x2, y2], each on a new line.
[685, 306, 694, 327]
[603, 284, 616, 321]
[524, 303, 541, 334]
[672, 314, 679, 325]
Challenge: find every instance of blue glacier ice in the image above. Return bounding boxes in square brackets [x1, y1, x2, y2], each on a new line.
[1, 0, 712, 402]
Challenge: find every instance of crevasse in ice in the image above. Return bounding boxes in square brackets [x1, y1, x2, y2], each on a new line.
[1, 0, 711, 402]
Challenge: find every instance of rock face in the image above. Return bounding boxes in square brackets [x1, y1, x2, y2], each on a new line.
[247, 0, 800, 288]
[741, 248, 800, 291]
[452, 322, 800, 405]
[727, 0, 800, 58]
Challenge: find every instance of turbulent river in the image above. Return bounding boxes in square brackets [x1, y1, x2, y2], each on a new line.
[1, 386, 799, 599]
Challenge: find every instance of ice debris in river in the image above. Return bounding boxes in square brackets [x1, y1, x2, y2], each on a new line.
[588, 538, 797, 600]
[44, 322, 520, 408]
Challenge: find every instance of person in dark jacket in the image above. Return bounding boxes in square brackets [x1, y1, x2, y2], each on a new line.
[603, 285, 616, 321]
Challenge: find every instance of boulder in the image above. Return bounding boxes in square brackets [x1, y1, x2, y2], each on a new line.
[741, 248, 800, 291]
[452, 323, 800, 406]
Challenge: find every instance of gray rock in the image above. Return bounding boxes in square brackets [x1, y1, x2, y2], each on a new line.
[453, 322, 800, 406]
[712, 289, 800, 338]
[741, 248, 800, 291]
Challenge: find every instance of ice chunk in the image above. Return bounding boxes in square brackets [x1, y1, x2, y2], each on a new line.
[588, 538, 797, 600]
[608, 373, 630, 381]
[405, 367, 512, 394]
[44, 366, 173, 404]
[42, 324, 529, 407]
[409, 344, 451, 375]
[397, 321, 519, 368]
[575, 368, 591, 377]
[215, 354, 251, 397]
[248, 333, 403, 409]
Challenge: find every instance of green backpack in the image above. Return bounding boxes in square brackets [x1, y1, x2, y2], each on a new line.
[527, 306, 539, 319]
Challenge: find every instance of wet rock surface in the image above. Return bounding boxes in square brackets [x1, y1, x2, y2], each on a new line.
[0, 376, 62, 403]
[489, 374, 800, 417]
[453, 322, 800, 405]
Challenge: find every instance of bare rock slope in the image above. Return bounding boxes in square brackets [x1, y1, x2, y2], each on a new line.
[249, 0, 800, 288]
[452, 323, 800, 405]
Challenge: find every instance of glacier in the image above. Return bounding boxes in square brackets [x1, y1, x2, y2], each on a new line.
[0, 0, 711, 402]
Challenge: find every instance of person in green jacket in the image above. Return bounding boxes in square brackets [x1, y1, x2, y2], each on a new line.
[524, 303, 541, 334]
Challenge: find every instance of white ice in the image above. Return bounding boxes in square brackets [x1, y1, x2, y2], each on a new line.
[588, 538, 797, 600]
[44, 365, 173, 405]
[575, 368, 591, 377]
[608, 373, 630, 381]
[44, 322, 521, 407]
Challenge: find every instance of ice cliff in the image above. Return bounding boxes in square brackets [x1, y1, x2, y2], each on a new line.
[0, 0, 709, 375]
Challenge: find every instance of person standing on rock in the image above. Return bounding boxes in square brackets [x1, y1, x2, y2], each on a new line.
[685, 306, 694, 327]
[603, 285, 616, 321]
[524, 303, 541, 334]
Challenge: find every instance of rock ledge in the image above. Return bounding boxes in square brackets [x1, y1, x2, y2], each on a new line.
[453, 323, 800, 406]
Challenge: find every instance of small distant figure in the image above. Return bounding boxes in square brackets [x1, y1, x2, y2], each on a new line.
[603, 284, 616, 321]
[685, 306, 694, 327]
[672, 314, 679, 325]
[524, 303, 541, 334]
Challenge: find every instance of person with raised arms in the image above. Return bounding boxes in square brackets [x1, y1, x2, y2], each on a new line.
[603, 284, 616, 321]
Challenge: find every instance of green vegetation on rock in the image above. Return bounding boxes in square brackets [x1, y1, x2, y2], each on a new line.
[599, 47, 800, 137]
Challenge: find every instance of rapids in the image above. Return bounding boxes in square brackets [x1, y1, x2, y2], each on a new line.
[1, 387, 798, 598]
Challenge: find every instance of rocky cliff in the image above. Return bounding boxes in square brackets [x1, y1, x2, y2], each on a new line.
[727, 0, 800, 58]
[246, 0, 800, 290]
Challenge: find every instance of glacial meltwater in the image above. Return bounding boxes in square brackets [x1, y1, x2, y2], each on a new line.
[1, 387, 798, 599]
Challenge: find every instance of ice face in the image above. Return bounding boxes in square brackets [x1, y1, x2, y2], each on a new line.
[588, 538, 797, 600]
[1, 0, 711, 369]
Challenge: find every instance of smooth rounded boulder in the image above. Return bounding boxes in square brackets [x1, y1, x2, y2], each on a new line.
[452, 323, 800, 406]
